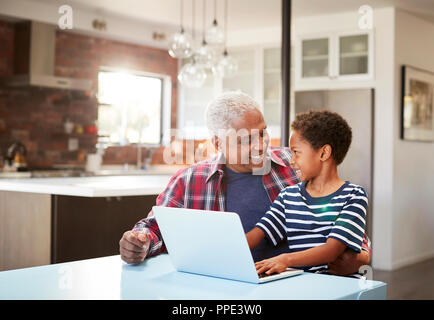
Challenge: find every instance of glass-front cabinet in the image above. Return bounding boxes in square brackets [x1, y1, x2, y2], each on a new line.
[301, 38, 329, 79]
[338, 34, 369, 76]
[295, 30, 374, 89]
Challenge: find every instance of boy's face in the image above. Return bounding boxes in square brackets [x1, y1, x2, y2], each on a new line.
[289, 130, 322, 181]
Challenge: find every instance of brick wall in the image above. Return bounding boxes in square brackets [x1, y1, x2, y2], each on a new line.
[0, 20, 179, 168]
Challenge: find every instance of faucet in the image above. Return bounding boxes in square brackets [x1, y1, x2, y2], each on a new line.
[137, 144, 154, 170]
[137, 143, 142, 170]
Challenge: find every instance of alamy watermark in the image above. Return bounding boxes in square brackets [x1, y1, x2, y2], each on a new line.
[358, 5, 373, 30]
[58, 5, 73, 30]
[58, 265, 73, 290]
[358, 264, 374, 289]
[162, 127, 272, 175]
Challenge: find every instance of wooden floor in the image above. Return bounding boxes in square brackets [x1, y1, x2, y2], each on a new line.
[373, 258, 434, 299]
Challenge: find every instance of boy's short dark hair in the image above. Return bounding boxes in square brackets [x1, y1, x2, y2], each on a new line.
[291, 110, 352, 165]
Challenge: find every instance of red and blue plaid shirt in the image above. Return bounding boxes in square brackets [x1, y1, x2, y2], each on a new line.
[135, 146, 371, 258]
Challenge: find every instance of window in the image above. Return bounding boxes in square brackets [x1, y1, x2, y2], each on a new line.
[97, 69, 171, 146]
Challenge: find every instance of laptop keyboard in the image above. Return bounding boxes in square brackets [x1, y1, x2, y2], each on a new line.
[258, 272, 274, 278]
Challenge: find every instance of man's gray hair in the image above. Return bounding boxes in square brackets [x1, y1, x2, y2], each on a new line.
[205, 91, 261, 137]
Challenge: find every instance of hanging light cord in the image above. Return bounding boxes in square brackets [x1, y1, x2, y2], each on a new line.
[224, 0, 228, 54]
[213, 0, 218, 25]
[192, 0, 195, 40]
[202, 0, 206, 43]
[180, 0, 184, 32]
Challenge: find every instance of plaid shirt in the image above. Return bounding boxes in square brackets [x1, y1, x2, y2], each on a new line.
[135, 146, 371, 258]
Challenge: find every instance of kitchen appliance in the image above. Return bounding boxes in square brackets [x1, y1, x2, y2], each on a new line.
[1, 21, 92, 91]
[6, 142, 28, 170]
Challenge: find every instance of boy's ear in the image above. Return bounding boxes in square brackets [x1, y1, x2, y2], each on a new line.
[320, 144, 332, 162]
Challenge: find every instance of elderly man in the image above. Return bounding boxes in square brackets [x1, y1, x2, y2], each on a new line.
[119, 91, 371, 276]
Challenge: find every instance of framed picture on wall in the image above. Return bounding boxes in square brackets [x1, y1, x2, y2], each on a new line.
[401, 65, 434, 142]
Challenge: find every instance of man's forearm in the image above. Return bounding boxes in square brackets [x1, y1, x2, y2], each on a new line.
[358, 249, 370, 266]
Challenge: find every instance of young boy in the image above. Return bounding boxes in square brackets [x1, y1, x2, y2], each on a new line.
[246, 110, 368, 278]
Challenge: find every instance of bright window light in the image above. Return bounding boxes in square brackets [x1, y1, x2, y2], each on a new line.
[97, 70, 164, 145]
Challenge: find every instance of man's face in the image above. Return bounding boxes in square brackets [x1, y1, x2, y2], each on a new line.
[215, 109, 270, 173]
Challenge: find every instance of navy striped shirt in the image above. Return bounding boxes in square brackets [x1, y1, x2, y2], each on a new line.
[256, 181, 368, 275]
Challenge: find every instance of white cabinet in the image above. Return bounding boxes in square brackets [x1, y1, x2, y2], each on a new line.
[295, 30, 374, 90]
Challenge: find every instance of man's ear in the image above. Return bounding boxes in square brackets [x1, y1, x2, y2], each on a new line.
[320, 144, 332, 162]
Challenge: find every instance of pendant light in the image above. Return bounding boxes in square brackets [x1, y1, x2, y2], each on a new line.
[168, 0, 193, 59]
[194, 0, 217, 69]
[213, 0, 238, 77]
[177, 56, 207, 88]
[178, 0, 207, 88]
[205, 0, 225, 45]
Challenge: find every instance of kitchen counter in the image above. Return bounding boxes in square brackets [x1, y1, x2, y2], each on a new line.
[0, 175, 173, 197]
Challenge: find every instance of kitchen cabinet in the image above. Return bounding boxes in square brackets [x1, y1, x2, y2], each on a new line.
[0, 191, 156, 270]
[0, 191, 51, 271]
[295, 30, 374, 90]
[51, 194, 157, 263]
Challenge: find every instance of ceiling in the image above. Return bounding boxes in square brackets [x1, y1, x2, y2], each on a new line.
[37, 0, 434, 31]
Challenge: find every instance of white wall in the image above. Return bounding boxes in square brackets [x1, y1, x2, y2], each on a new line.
[370, 7, 396, 271]
[392, 9, 434, 270]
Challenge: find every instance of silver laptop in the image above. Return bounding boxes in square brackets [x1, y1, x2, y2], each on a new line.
[152, 206, 304, 284]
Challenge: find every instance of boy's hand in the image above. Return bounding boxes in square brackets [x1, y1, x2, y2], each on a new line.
[255, 254, 288, 275]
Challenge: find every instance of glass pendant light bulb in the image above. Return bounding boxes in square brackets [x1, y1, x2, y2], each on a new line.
[178, 60, 207, 88]
[213, 50, 238, 78]
[205, 20, 225, 45]
[194, 41, 217, 69]
[168, 29, 194, 59]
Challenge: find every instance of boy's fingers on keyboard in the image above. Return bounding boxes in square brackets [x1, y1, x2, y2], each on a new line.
[256, 264, 271, 275]
[267, 265, 286, 274]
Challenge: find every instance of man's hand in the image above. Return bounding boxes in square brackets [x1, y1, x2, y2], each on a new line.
[119, 230, 150, 264]
[328, 249, 370, 276]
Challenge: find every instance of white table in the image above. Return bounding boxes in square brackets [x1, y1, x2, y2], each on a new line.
[0, 254, 386, 300]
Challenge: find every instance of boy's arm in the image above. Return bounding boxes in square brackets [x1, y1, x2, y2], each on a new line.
[255, 238, 347, 275]
[284, 238, 347, 267]
[246, 227, 265, 250]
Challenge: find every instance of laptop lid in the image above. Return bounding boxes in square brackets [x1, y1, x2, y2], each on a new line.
[152, 206, 260, 283]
